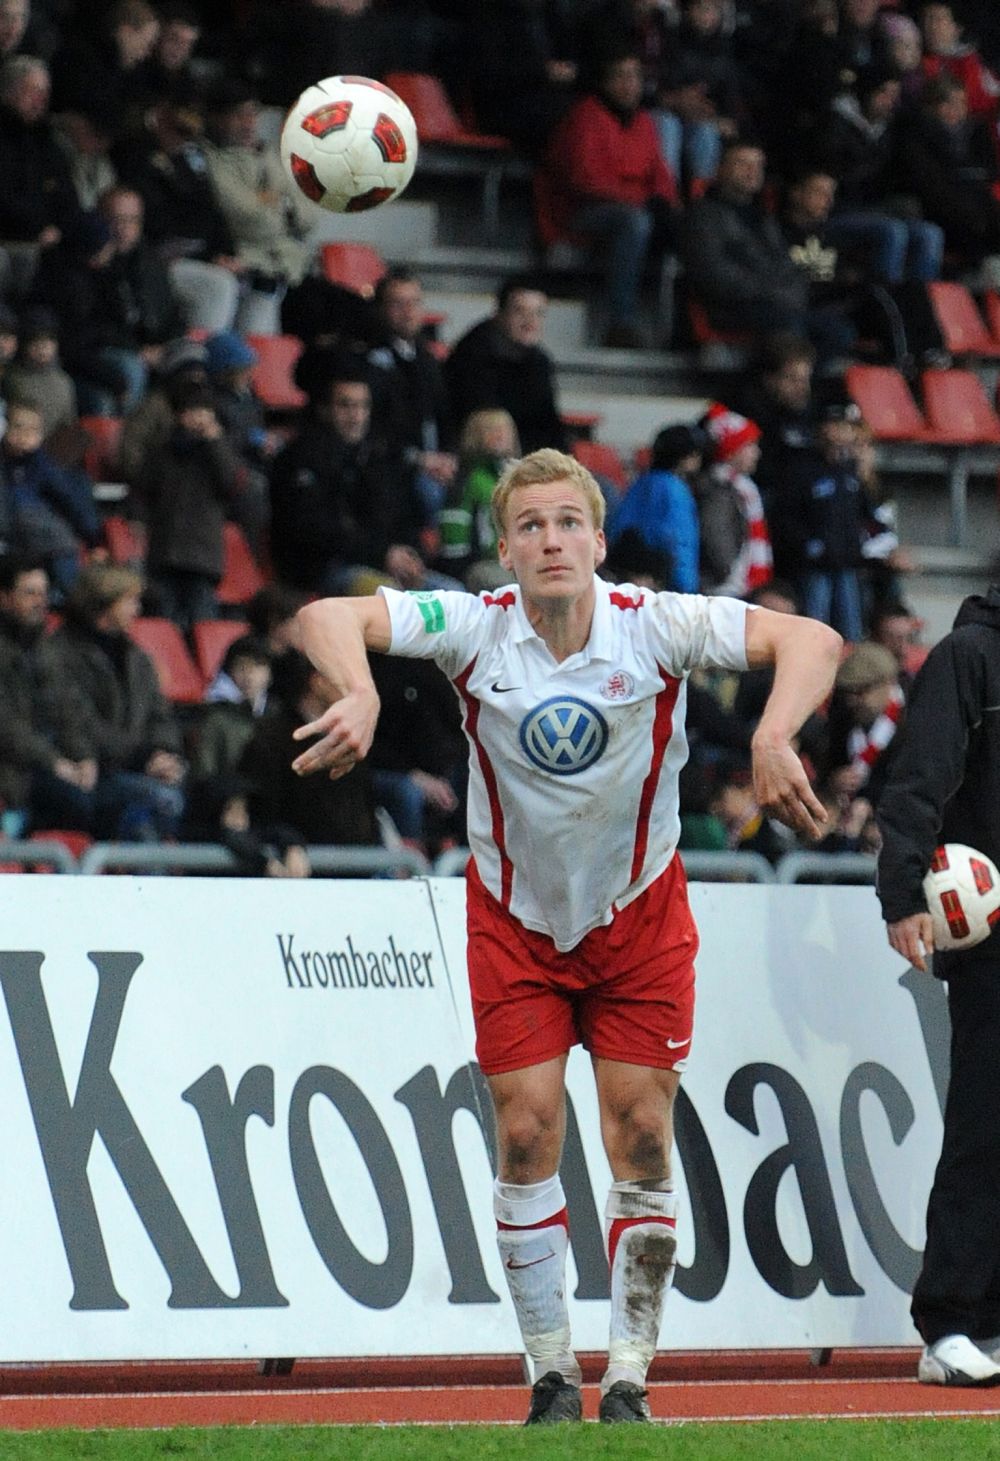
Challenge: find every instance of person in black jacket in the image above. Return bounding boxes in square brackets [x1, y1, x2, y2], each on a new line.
[0, 54, 81, 291]
[444, 276, 567, 454]
[875, 586, 1000, 1388]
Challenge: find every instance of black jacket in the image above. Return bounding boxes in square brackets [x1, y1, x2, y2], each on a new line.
[876, 587, 1000, 970]
[444, 318, 567, 454]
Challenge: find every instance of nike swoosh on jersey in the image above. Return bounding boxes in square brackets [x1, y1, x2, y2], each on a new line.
[491, 681, 522, 693]
[666, 1036, 691, 1049]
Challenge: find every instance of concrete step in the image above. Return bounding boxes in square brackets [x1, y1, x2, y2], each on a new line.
[422, 289, 588, 352]
[560, 390, 710, 459]
[306, 198, 439, 257]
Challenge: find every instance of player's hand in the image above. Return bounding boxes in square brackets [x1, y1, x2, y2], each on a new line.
[887, 912, 934, 973]
[751, 738, 828, 840]
[291, 688, 380, 780]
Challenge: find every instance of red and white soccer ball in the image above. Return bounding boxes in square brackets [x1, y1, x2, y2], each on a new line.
[922, 843, 1000, 951]
[280, 75, 418, 213]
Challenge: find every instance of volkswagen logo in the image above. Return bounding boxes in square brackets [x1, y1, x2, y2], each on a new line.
[519, 696, 609, 776]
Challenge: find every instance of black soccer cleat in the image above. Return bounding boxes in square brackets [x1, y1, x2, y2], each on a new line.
[598, 1380, 652, 1422]
[523, 1370, 583, 1425]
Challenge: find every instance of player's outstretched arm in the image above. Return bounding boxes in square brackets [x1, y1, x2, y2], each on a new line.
[290, 595, 391, 780]
[746, 608, 842, 840]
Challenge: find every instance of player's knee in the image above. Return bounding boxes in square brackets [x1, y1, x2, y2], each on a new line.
[606, 1100, 670, 1176]
[498, 1110, 561, 1179]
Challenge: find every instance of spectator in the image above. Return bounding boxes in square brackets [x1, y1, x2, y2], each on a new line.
[183, 770, 311, 878]
[0, 554, 93, 837]
[466, 0, 580, 157]
[0, 400, 99, 596]
[837, 0, 893, 79]
[894, 73, 1000, 275]
[821, 639, 906, 805]
[768, 0, 845, 173]
[45, 563, 187, 841]
[656, 0, 746, 194]
[816, 65, 944, 286]
[118, 334, 209, 489]
[32, 189, 186, 416]
[241, 0, 394, 109]
[54, 101, 119, 213]
[878, 12, 925, 108]
[269, 366, 424, 594]
[920, 1, 1000, 128]
[680, 138, 844, 356]
[367, 650, 464, 853]
[366, 266, 456, 488]
[537, 50, 679, 346]
[50, 0, 160, 134]
[114, 96, 242, 333]
[4, 304, 76, 438]
[0, 0, 54, 64]
[437, 407, 519, 587]
[202, 77, 316, 335]
[133, 379, 244, 632]
[132, 1, 208, 111]
[445, 275, 567, 453]
[192, 633, 272, 780]
[606, 421, 704, 593]
[239, 646, 377, 848]
[768, 397, 899, 642]
[696, 403, 773, 598]
[707, 759, 796, 863]
[871, 598, 925, 695]
[245, 582, 308, 656]
[736, 334, 818, 505]
[0, 55, 81, 296]
[203, 328, 272, 555]
[779, 168, 945, 366]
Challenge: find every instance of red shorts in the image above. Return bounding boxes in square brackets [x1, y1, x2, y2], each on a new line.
[466, 856, 698, 1076]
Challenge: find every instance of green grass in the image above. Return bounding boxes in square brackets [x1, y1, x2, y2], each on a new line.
[3, 1423, 1000, 1460]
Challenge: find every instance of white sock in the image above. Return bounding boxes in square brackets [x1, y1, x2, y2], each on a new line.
[495, 1175, 581, 1386]
[603, 1179, 677, 1392]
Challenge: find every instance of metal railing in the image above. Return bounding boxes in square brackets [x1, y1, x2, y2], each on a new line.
[775, 852, 877, 885]
[76, 842, 430, 877]
[431, 848, 778, 883]
[0, 839, 81, 874]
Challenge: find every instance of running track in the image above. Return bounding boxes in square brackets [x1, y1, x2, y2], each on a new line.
[3, 1352, 1000, 1429]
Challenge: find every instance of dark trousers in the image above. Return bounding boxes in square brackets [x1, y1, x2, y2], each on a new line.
[912, 958, 1000, 1343]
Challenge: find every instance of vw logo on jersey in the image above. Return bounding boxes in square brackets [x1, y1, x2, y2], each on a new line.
[519, 696, 609, 776]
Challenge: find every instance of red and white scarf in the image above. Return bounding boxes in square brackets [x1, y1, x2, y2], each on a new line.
[847, 684, 905, 784]
[717, 466, 773, 596]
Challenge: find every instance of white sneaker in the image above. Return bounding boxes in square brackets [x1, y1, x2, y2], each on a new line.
[918, 1334, 1000, 1386]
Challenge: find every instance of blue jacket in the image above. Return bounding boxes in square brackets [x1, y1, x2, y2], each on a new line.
[607, 468, 700, 592]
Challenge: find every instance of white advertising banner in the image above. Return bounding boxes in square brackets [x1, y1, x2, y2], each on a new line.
[0, 875, 945, 1361]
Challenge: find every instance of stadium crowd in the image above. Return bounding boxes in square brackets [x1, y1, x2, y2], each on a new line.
[0, 0, 991, 867]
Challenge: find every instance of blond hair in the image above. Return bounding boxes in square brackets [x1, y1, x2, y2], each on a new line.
[66, 563, 143, 624]
[491, 448, 605, 535]
[459, 408, 520, 458]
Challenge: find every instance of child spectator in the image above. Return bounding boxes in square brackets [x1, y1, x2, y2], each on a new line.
[4, 304, 76, 437]
[436, 407, 519, 589]
[192, 633, 271, 780]
[696, 403, 773, 598]
[245, 582, 307, 656]
[606, 421, 704, 592]
[768, 397, 899, 642]
[134, 378, 243, 630]
[821, 640, 906, 805]
[0, 399, 99, 595]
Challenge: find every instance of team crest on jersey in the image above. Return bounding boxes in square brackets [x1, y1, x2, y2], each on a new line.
[600, 670, 634, 701]
[519, 696, 608, 776]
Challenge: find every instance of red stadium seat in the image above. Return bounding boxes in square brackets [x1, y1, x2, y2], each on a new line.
[104, 515, 146, 566]
[570, 439, 628, 491]
[927, 282, 1000, 359]
[128, 617, 205, 704]
[845, 365, 941, 442]
[320, 242, 387, 297]
[79, 415, 123, 480]
[921, 368, 1000, 444]
[384, 72, 511, 150]
[246, 334, 307, 411]
[217, 522, 266, 607]
[192, 618, 251, 683]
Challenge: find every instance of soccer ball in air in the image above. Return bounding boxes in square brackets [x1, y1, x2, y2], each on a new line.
[922, 843, 1000, 951]
[280, 75, 418, 213]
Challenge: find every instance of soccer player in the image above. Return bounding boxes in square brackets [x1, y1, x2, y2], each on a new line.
[291, 448, 841, 1423]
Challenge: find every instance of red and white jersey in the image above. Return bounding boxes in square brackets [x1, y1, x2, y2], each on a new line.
[381, 578, 750, 951]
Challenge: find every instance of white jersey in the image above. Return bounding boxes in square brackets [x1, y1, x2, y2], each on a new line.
[381, 578, 750, 951]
